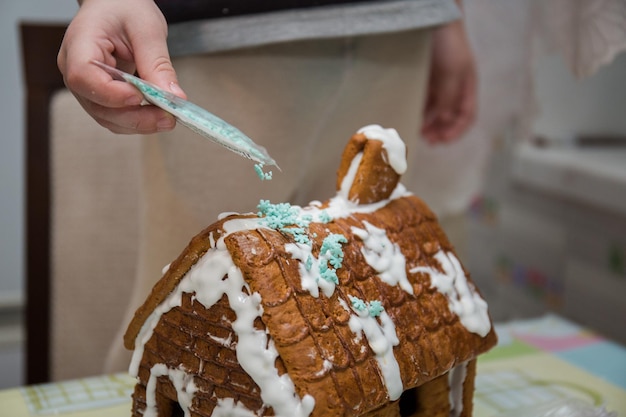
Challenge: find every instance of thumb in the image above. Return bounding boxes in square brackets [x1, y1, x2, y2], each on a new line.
[131, 26, 187, 100]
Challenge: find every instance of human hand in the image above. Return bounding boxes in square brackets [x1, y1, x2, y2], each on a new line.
[421, 20, 477, 144]
[57, 0, 187, 134]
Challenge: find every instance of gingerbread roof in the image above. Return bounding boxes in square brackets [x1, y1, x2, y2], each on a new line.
[125, 125, 497, 417]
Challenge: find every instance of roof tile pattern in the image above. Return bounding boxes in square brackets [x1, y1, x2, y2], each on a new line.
[222, 194, 496, 417]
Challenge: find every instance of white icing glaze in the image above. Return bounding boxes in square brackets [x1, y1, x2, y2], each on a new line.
[218, 211, 240, 220]
[314, 360, 334, 378]
[340, 298, 402, 401]
[211, 398, 259, 417]
[357, 125, 407, 175]
[448, 361, 468, 417]
[304, 183, 411, 223]
[410, 251, 491, 337]
[130, 217, 315, 417]
[144, 364, 198, 417]
[338, 151, 363, 201]
[208, 333, 233, 348]
[285, 242, 336, 298]
[351, 221, 413, 295]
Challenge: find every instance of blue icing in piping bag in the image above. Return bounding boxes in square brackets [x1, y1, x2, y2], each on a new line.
[92, 60, 279, 169]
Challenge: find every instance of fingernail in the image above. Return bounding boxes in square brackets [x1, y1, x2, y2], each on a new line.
[169, 82, 185, 97]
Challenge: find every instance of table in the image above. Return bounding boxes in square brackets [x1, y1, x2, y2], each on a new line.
[474, 314, 625, 416]
[1, 315, 625, 416]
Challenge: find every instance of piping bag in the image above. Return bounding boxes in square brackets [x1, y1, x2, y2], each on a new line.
[92, 60, 279, 170]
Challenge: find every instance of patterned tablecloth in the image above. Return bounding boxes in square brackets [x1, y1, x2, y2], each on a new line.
[2, 314, 625, 416]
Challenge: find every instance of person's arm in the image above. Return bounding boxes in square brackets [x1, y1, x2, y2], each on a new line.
[57, 0, 186, 134]
[421, 0, 477, 144]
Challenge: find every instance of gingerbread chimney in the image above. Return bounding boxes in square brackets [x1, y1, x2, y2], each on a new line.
[336, 125, 407, 204]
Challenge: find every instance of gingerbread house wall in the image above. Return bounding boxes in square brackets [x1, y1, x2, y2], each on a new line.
[132, 292, 269, 417]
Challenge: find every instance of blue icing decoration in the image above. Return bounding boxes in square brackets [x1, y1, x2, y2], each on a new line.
[305, 255, 313, 272]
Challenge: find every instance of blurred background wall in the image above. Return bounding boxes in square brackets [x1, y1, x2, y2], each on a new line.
[0, 0, 77, 389]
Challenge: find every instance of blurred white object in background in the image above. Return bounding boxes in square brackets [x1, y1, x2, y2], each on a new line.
[534, 0, 626, 78]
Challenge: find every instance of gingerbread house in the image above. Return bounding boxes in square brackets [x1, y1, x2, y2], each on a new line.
[124, 125, 498, 417]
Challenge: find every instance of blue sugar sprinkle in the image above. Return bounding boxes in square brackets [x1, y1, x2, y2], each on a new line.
[320, 234, 348, 269]
[254, 164, 273, 181]
[348, 296, 384, 317]
[319, 264, 339, 284]
[293, 233, 311, 245]
[368, 300, 385, 317]
[257, 202, 348, 289]
[257, 200, 311, 244]
[319, 211, 333, 223]
[349, 296, 368, 312]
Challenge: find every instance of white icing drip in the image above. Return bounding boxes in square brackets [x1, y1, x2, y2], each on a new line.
[221, 217, 265, 235]
[357, 125, 407, 175]
[285, 240, 343, 299]
[314, 360, 333, 378]
[218, 211, 240, 220]
[211, 398, 259, 417]
[285, 243, 336, 298]
[226, 266, 315, 417]
[339, 151, 363, 201]
[351, 222, 413, 295]
[209, 333, 233, 348]
[130, 217, 315, 417]
[161, 263, 171, 275]
[144, 364, 198, 417]
[448, 362, 468, 417]
[300, 183, 411, 224]
[347, 306, 402, 401]
[129, 288, 185, 377]
[410, 251, 491, 337]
